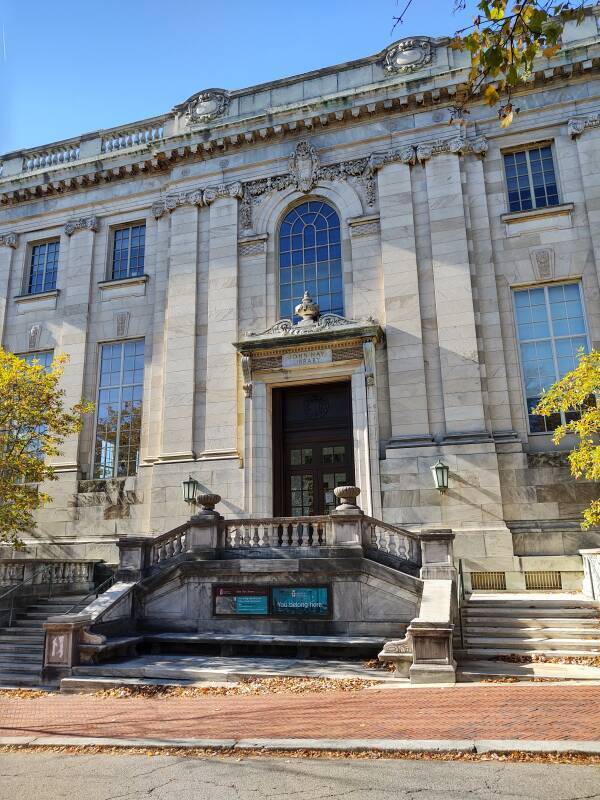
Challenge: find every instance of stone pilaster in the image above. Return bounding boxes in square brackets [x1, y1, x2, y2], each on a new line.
[423, 150, 486, 437]
[0, 232, 18, 343]
[376, 161, 430, 443]
[159, 203, 199, 461]
[569, 119, 600, 286]
[57, 218, 97, 471]
[465, 156, 513, 434]
[201, 194, 240, 457]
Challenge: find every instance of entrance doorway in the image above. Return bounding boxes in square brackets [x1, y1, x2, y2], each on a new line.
[272, 382, 354, 517]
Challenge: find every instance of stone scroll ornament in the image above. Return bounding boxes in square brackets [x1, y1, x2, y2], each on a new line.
[186, 89, 230, 125]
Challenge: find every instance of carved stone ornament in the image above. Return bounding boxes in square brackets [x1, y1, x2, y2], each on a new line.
[568, 114, 600, 138]
[203, 181, 243, 205]
[28, 324, 42, 351]
[0, 231, 18, 248]
[416, 135, 487, 163]
[241, 354, 252, 398]
[186, 89, 230, 125]
[530, 247, 555, 281]
[289, 141, 320, 192]
[383, 37, 434, 74]
[65, 216, 98, 236]
[115, 311, 130, 338]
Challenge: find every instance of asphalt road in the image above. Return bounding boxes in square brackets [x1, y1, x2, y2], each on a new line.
[1, 752, 600, 799]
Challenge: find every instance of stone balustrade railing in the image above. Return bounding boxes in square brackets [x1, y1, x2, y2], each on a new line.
[580, 549, 600, 601]
[362, 516, 421, 567]
[0, 559, 95, 588]
[22, 144, 81, 172]
[149, 523, 189, 566]
[101, 123, 164, 153]
[220, 516, 331, 549]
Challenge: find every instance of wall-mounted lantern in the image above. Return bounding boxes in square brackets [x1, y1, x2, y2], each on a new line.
[431, 459, 449, 493]
[182, 475, 199, 505]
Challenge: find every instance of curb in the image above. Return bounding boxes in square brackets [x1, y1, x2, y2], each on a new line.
[1, 735, 599, 755]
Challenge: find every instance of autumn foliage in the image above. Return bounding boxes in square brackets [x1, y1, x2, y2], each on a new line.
[0, 348, 93, 546]
[534, 350, 600, 529]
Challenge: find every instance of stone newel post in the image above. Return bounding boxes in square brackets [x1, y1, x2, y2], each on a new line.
[186, 493, 222, 558]
[329, 486, 364, 551]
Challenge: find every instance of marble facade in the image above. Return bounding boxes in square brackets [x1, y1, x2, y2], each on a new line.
[1, 20, 600, 591]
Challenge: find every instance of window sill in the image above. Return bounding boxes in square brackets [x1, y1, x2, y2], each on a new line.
[501, 202, 574, 236]
[98, 274, 149, 300]
[14, 289, 59, 312]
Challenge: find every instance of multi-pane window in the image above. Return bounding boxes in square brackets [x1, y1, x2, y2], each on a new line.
[514, 282, 590, 432]
[279, 201, 343, 321]
[18, 351, 54, 460]
[504, 146, 559, 213]
[111, 224, 146, 280]
[28, 241, 60, 294]
[22, 351, 53, 371]
[94, 340, 144, 478]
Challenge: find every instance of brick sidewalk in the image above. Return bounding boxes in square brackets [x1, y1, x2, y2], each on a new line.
[1, 684, 599, 742]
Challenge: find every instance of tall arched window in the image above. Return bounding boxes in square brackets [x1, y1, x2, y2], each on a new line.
[279, 200, 343, 320]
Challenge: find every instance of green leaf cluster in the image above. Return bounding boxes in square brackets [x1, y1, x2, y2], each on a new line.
[0, 348, 93, 547]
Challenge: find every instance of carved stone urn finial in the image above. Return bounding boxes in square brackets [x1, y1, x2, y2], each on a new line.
[194, 493, 222, 518]
[333, 485, 362, 515]
[294, 291, 320, 326]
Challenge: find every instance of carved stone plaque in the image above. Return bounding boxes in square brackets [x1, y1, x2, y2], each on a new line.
[282, 349, 332, 368]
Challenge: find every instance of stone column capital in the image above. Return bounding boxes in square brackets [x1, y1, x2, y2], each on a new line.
[65, 215, 98, 236]
[203, 181, 243, 205]
[0, 231, 18, 248]
[417, 135, 487, 164]
[568, 114, 600, 138]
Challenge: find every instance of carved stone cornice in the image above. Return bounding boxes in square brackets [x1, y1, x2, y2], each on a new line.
[152, 188, 204, 218]
[568, 114, 600, 138]
[0, 231, 17, 248]
[153, 182, 243, 218]
[64, 216, 98, 236]
[203, 181, 243, 205]
[415, 135, 488, 163]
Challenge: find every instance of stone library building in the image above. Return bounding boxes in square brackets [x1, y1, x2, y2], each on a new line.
[1, 17, 599, 687]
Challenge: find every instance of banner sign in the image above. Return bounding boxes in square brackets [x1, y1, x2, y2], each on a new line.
[271, 586, 330, 617]
[214, 586, 269, 616]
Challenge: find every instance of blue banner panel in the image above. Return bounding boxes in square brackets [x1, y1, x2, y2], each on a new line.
[214, 586, 269, 616]
[271, 586, 329, 617]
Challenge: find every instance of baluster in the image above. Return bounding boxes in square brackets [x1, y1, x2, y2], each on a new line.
[262, 525, 271, 547]
[306, 523, 314, 547]
[388, 532, 398, 557]
[276, 524, 283, 547]
[397, 535, 408, 560]
[252, 526, 259, 547]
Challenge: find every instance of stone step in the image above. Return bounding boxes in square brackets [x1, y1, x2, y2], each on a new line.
[457, 659, 600, 682]
[464, 636, 600, 651]
[461, 615, 600, 628]
[463, 626, 600, 640]
[71, 654, 390, 684]
[0, 631, 45, 641]
[0, 643, 44, 655]
[463, 607, 599, 619]
[0, 660, 40, 672]
[10, 620, 45, 629]
[0, 671, 41, 687]
[454, 645, 600, 660]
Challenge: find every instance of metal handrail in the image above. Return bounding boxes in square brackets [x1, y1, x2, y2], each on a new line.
[62, 574, 117, 616]
[0, 564, 55, 628]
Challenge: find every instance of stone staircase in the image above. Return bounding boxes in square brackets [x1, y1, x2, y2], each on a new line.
[0, 594, 88, 687]
[458, 592, 600, 660]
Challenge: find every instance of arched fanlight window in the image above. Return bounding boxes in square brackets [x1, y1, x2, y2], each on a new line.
[278, 200, 343, 320]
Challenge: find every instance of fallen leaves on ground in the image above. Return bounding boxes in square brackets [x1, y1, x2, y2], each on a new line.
[93, 676, 376, 699]
[363, 659, 395, 672]
[0, 689, 51, 700]
[0, 744, 598, 765]
[493, 654, 600, 667]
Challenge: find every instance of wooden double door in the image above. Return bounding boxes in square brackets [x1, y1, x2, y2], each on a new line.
[273, 382, 354, 517]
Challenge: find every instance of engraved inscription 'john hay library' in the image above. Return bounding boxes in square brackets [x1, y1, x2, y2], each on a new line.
[1, 17, 600, 596]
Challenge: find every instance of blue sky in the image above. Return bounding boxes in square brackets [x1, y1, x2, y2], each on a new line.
[0, 1, 474, 154]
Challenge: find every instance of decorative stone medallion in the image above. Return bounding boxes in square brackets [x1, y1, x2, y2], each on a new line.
[186, 89, 230, 125]
[383, 37, 434, 74]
